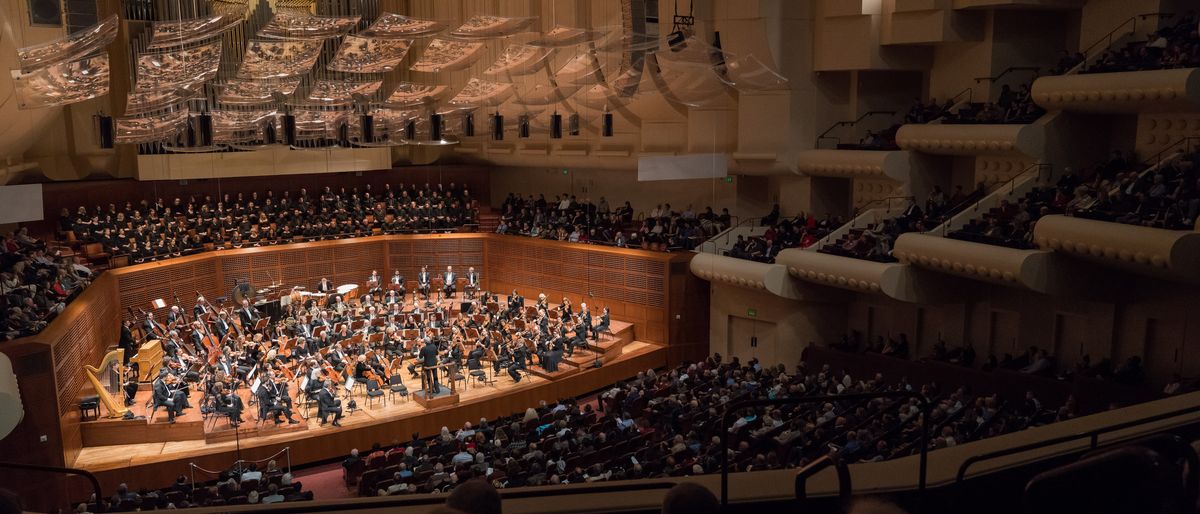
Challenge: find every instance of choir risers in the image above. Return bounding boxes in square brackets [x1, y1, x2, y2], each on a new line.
[893, 233, 1091, 295]
[689, 252, 827, 301]
[896, 122, 1045, 158]
[774, 248, 961, 303]
[1031, 68, 1200, 114]
[1032, 215, 1200, 284]
[795, 149, 913, 183]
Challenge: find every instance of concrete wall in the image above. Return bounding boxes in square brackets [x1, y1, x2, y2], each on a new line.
[708, 282, 848, 367]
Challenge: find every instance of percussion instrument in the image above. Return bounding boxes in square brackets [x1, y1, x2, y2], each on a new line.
[336, 284, 359, 300]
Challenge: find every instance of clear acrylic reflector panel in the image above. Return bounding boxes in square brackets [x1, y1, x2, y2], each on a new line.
[305, 79, 384, 104]
[527, 26, 606, 48]
[293, 110, 349, 139]
[448, 15, 537, 39]
[409, 38, 485, 72]
[554, 51, 604, 86]
[135, 41, 222, 92]
[723, 54, 789, 92]
[215, 77, 302, 105]
[238, 39, 324, 79]
[483, 45, 553, 77]
[593, 29, 660, 54]
[208, 0, 249, 19]
[257, 11, 360, 40]
[448, 78, 514, 106]
[212, 110, 276, 143]
[125, 88, 201, 116]
[363, 13, 446, 38]
[147, 14, 241, 50]
[328, 36, 412, 73]
[383, 82, 451, 107]
[512, 83, 580, 106]
[12, 53, 110, 110]
[114, 108, 190, 144]
[17, 14, 118, 73]
[652, 54, 734, 107]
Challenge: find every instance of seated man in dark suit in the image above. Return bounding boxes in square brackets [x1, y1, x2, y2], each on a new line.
[317, 380, 343, 427]
[153, 371, 187, 423]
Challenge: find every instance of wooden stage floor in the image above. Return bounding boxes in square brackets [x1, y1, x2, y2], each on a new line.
[74, 319, 648, 475]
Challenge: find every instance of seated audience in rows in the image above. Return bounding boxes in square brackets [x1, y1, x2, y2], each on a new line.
[495, 194, 729, 251]
[1, 229, 92, 341]
[821, 184, 989, 261]
[725, 210, 833, 263]
[64, 182, 476, 263]
[72, 463, 310, 512]
[943, 83, 1044, 125]
[336, 353, 1066, 500]
[1085, 13, 1200, 73]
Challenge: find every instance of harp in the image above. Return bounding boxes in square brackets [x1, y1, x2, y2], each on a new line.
[83, 349, 130, 419]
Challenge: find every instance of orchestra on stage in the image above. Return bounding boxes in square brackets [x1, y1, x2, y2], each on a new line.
[113, 265, 613, 430]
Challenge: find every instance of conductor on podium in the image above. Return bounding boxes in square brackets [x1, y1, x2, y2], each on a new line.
[420, 338, 441, 394]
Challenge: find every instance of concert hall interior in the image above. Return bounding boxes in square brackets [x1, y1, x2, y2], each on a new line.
[3, 1, 1200, 514]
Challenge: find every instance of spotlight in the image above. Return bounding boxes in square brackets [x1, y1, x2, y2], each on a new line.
[602, 111, 614, 137]
[405, 120, 416, 140]
[550, 112, 562, 139]
[198, 111, 213, 147]
[264, 118, 277, 145]
[338, 121, 350, 147]
[282, 114, 297, 145]
[94, 114, 114, 149]
[492, 113, 504, 141]
[360, 114, 375, 143]
[430, 113, 443, 141]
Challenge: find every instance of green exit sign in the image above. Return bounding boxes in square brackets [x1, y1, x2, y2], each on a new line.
[562, 168, 569, 175]
[723, 176, 733, 183]
[747, 308, 757, 317]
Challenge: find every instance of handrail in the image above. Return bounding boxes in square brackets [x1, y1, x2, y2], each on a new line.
[954, 402, 1200, 486]
[1140, 136, 1200, 170]
[701, 216, 765, 254]
[973, 66, 1041, 84]
[1066, 12, 1175, 75]
[794, 453, 852, 505]
[816, 111, 898, 148]
[932, 89, 974, 123]
[718, 391, 932, 506]
[939, 163, 1051, 236]
[0, 461, 106, 513]
[814, 195, 914, 249]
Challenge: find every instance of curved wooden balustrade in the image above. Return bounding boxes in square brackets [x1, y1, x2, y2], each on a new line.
[773, 248, 961, 303]
[689, 252, 811, 300]
[896, 122, 1045, 159]
[1033, 214, 1200, 284]
[794, 149, 913, 182]
[893, 232, 1091, 295]
[1031, 68, 1200, 114]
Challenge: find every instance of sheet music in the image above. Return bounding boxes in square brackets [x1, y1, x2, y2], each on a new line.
[300, 377, 309, 392]
[250, 377, 262, 393]
[344, 376, 356, 392]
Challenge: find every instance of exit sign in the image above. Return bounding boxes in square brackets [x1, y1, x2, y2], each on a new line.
[747, 308, 757, 317]
[723, 176, 733, 183]
[562, 169, 569, 175]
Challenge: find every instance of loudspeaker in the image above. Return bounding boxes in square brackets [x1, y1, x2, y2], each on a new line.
[360, 114, 374, 142]
[185, 116, 197, 146]
[492, 113, 504, 141]
[568, 114, 580, 136]
[27, 0, 61, 25]
[264, 119, 278, 144]
[198, 112, 213, 146]
[95, 114, 114, 149]
[550, 112, 562, 139]
[602, 112, 614, 137]
[404, 120, 416, 140]
[338, 122, 350, 147]
[463, 113, 475, 137]
[430, 113, 442, 140]
[282, 114, 297, 145]
[518, 115, 530, 138]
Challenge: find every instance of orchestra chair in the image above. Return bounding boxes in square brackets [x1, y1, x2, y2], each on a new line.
[388, 374, 409, 402]
[467, 361, 491, 388]
[365, 379, 385, 408]
[448, 363, 467, 391]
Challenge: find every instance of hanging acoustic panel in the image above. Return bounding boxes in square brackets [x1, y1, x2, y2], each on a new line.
[237, 39, 324, 79]
[527, 25, 606, 48]
[483, 44, 553, 77]
[215, 77, 302, 105]
[448, 15, 537, 39]
[114, 108, 190, 144]
[134, 41, 221, 92]
[304, 79, 384, 104]
[382, 82, 452, 107]
[362, 13, 446, 38]
[16, 13, 117, 73]
[146, 14, 240, 50]
[12, 53, 109, 110]
[257, 11, 359, 39]
[447, 78, 513, 107]
[409, 38, 485, 72]
[327, 36, 412, 73]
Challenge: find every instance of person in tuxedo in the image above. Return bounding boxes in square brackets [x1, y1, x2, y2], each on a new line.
[166, 305, 185, 330]
[143, 312, 166, 340]
[367, 270, 382, 295]
[213, 311, 233, 340]
[256, 371, 299, 425]
[593, 306, 610, 341]
[390, 270, 407, 297]
[442, 266, 457, 298]
[238, 299, 260, 328]
[122, 367, 140, 407]
[193, 296, 211, 320]
[420, 338, 441, 394]
[508, 344, 529, 383]
[119, 319, 137, 364]
[317, 277, 334, 294]
[417, 266, 431, 298]
[153, 371, 186, 423]
[317, 380, 343, 426]
[214, 382, 244, 426]
[465, 267, 480, 299]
